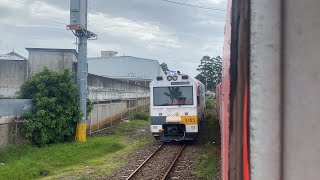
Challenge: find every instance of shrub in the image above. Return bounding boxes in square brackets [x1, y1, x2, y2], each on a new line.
[205, 96, 215, 110]
[130, 111, 149, 121]
[19, 68, 91, 146]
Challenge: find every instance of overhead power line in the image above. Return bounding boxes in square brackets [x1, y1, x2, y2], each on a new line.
[158, 0, 226, 11]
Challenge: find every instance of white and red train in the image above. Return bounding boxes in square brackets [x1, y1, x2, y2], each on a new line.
[150, 71, 205, 141]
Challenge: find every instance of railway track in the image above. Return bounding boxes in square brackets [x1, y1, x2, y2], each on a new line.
[125, 142, 186, 180]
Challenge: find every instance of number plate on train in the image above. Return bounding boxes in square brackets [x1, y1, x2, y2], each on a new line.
[180, 116, 198, 125]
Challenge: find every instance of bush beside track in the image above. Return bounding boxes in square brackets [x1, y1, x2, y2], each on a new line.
[196, 96, 221, 179]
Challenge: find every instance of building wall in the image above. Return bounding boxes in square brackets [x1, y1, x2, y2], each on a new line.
[27, 49, 77, 74]
[87, 74, 149, 101]
[0, 60, 27, 98]
[88, 98, 148, 132]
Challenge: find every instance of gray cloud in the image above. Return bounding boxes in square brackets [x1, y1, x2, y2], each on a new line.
[0, 0, 226, 76]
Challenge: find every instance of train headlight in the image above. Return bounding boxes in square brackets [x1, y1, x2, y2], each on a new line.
[172, 75, 178, 81]
[167, 76, 173, 81]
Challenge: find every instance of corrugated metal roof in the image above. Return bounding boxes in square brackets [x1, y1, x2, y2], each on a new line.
[88, 56, 164, 80]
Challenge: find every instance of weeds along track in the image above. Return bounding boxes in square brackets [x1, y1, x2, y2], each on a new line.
[124, 142, 186, 180]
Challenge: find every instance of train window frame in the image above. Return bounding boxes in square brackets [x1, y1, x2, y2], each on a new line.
[153, 86, 194, 106]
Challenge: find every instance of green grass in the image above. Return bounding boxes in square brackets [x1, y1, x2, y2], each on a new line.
[102, 118, 149, 136]
[0, 114, 153, 180]
[197, 144, 220, 179]
[130, 111, 150, 121]
[196, 97, 221, 179]
[0, 136, 124, 179]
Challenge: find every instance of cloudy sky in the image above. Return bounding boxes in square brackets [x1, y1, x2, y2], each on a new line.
[0, 0, 226, 76]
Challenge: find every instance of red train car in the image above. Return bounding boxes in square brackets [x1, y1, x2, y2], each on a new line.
[217, 0, 320, 180]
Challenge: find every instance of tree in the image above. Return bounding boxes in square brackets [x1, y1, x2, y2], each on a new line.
[19, 68, 92, 146]
[160, 62, 170, 74]
[195, 56, 222, 91]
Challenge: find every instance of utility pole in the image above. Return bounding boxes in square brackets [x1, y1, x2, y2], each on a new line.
[67, 0, 97, 142]
[205, 76, 208, 92]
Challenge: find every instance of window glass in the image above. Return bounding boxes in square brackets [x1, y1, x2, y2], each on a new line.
[153, 86, 193, 106]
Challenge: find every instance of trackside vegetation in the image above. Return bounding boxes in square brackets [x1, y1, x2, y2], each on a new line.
[18, 68, 92, 146]
[130, 111, 150, 121]
[196, 96, 221, 179]
[0, 112, 152, 179]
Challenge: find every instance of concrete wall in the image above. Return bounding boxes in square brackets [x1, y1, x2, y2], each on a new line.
[250, 0, 320, 179]
[0, 99, 32, 148]
[283, 0, 320, 179]
[250, 0, 282, 179]
[0, 60, 27, 98]
[26, 48, 77, 75]
[0, 116, 11, 147]
[0, 116, 21, 148]
[87, 73, 150, 133]
[88, 101, 127, 132]
[87, 74, 149, 101]
[88, 98, 149, 132]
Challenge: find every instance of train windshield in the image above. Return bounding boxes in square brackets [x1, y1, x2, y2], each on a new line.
[153, 86, 193, 106]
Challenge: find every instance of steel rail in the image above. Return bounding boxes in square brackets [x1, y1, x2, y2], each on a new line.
[126, 142, 164, 180]
[161, 143, 186, 180]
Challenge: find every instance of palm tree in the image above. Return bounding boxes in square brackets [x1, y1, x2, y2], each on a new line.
[164, 87, 182, 105]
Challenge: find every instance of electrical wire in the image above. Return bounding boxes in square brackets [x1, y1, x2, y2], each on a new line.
[158, 0, 226, 11]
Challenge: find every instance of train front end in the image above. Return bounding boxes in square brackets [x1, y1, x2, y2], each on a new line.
[150, 72, 205, 141]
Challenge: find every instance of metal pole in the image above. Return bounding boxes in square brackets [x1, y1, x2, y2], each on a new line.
[144, 92, 146, 111]
[69, 0, 96, 142]
[136, 87, 138, 113]
[110, 99, 112, 127]
[97, 102, 99, 131]
[129, 98, 131, 118]
[76, 35, 88, 142]
[121, 99, 123, 121]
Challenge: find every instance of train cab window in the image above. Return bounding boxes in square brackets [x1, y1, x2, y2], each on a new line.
[153, 86, 193, 106]
[197, 96, 200, 105]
